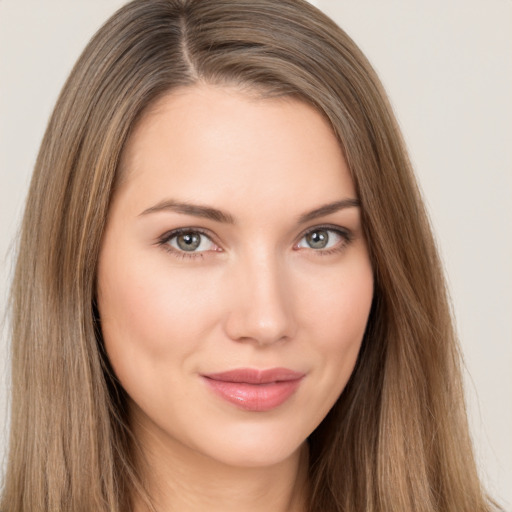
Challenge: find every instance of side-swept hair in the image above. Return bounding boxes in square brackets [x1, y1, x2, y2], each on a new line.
[2, 1, 496, 510]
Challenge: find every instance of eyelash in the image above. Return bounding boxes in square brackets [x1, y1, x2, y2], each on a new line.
[297, 224, 354, 256]
[156, 225, 354, 260]
[156, 227, 214, 260]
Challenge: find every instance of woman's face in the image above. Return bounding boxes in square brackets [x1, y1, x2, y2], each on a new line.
[97, 85, 374, 468]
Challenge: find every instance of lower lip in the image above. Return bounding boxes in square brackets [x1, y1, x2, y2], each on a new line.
[203, 377, 303, 412]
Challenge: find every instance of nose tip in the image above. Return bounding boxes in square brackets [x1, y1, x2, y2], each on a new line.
[234, 314, 291, 346]
[223, 261, 296, 346]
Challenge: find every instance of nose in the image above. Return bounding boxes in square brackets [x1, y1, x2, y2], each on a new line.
[223, 253, 297, 346]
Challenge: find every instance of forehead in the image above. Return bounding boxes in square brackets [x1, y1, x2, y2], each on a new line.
[116, 84, 355, 216]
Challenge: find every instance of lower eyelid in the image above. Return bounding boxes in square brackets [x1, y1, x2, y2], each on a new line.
[156, 226, 353, 258]
[296, 227, 352, 250]
[169, 233, 216, 252]
[164, 247, 205, 259]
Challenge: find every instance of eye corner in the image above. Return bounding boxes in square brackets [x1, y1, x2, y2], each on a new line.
[295, 225, 354, 254]
[155, 227, 222, 259]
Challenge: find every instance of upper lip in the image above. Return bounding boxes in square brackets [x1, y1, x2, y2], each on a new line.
[203, 368, 305, 384]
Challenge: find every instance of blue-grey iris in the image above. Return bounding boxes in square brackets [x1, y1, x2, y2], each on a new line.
[177, 232, 201, 251]
[306, 230, 329, 249]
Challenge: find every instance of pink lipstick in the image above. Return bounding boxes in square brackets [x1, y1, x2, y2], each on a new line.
[202, 368, 304, 412]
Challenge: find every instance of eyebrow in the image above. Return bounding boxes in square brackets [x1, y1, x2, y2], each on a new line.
[139, 198, 360, 224]
[139, 199, 235, 224]
[297, 198, 360, 223]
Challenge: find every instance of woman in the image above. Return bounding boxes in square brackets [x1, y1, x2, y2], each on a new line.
[0, 0, 499, 511]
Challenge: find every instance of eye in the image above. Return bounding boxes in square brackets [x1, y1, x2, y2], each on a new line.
[160, 229, 219, 254]
[295, 227, 351, 252]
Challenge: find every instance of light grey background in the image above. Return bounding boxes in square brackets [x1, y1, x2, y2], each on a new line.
[1, 0, 511, 507]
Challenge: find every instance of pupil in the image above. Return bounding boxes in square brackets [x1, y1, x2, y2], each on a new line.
[177, 232, 200, 251]
[307, 230, 328, 249]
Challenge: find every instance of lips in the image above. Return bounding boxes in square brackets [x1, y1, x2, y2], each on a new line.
[202, 368, 304, 412]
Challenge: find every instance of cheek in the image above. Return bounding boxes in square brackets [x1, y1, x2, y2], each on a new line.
[96, 247, 221, 387]
[299, 254, 373, 399]
[302, 254, 373, 347]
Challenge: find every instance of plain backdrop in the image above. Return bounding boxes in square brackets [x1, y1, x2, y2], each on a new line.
[1, 0, 511, 507]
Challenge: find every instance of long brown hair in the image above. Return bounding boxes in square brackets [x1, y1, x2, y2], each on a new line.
[1, 0, 497, 510]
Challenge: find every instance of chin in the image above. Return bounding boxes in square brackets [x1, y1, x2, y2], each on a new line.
[186, 415, 313, 469]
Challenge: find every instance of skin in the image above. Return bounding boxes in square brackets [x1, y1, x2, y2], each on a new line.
[97, 84, 374, 512]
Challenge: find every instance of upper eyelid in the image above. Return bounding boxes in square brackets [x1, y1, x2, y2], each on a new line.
[297, 223, 352, 240]
[158, 226, 216, 243]
[157, 228, 219, 257]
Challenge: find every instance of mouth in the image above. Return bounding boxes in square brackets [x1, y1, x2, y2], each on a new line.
[202, 368, 305, 412]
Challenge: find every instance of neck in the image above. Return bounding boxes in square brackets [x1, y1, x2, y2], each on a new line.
[130, 420, 309, 512]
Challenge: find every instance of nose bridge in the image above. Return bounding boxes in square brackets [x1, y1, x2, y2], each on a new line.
[224, 247, 295, 345]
